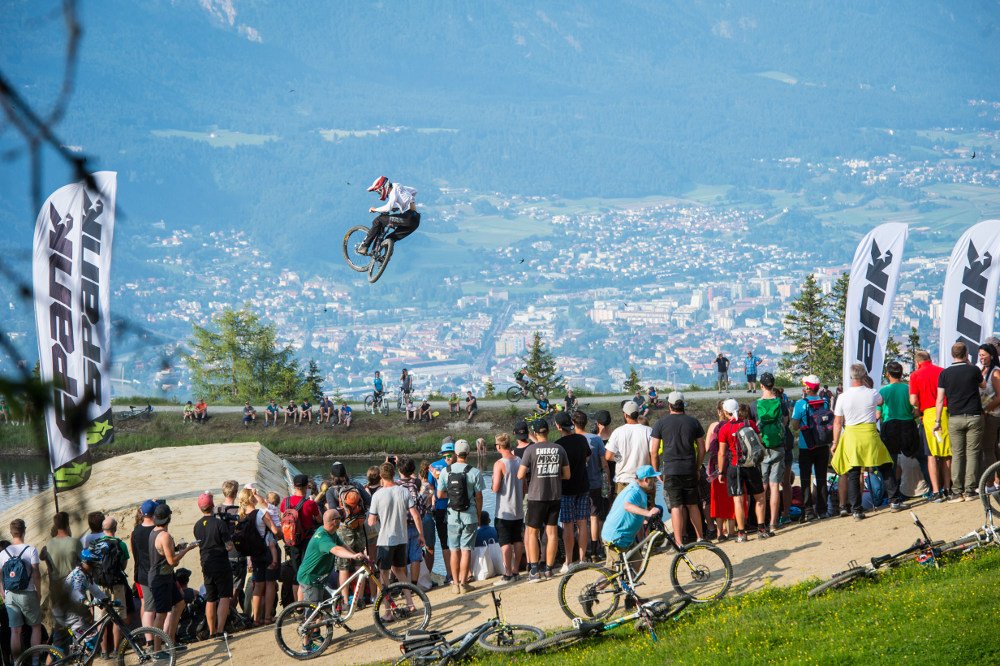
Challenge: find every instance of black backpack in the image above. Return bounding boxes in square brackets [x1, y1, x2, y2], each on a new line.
[92, 537, 127, 587]
[232, 509, 267, 557]
[804, 398, 835, 449]
[446, 464, 471, 512]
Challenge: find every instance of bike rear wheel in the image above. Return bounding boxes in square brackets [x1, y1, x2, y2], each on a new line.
[557, 563, 621, 621]
[532, 385, 548, 400]
[477, 623, 545, 653]
[118, 626, 175, 666]
[343, 225, 373, 272]
[670, 542, 733, 602]
[372, 582, 431, 640]
[368, 238, 395, 283]
[274, 601, 336, 660]
[364, 395, 375, 414]
[979, 461, 1000, 519]
[807, 566, 870, 597]
[524, 622, 604, 654]
[15, 644, 64, 666]
[505, 386, 523, 403]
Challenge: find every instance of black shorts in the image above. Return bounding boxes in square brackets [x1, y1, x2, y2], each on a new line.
[664, 474, 700, 507]
[747, 374, 758, 383]
[494, 518, 524, 546]
[285, 544, 304, 575]
[726, 465, 764, 497]
[433, 508, 449, 551]
[251, 550, 278, 583]
[203, 565, 233, 603]
[149, 576, 183, 613]
[589, 489, 609, 520]
[376, 544, 407, 571]
[229, 558, 247, 595]
[880, 419, 920, 458]
[524, 499, 561, 529]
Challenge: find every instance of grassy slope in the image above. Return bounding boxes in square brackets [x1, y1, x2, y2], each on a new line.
[485, 548, 1000, 665]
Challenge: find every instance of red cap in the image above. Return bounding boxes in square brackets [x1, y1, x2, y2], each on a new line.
[197, 492, 214, 511]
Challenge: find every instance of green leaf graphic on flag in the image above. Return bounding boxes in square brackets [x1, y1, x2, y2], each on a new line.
[87, 419, 113, 445]
[54, 460, 91, 491]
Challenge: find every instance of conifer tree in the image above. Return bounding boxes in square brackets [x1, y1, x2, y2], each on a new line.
[781, 274, 838, 381]
[521, 332, 563, 390]
[623, 366, 641, 394]
[906, 327, 922, 370]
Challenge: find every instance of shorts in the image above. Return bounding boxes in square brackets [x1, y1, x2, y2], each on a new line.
[524, 499, 561, 529]
[664, 474, 700, 507]
[94, 584, 128, 621]
[559, 493, 591, 523]
[589, 489, 609, 521]
[138, 584, 156, 612]
[376, 544, 407, 570]
[251, 550, 279, 583]
[747, 374, 758, 383]
[149, 576, 183, 613]
[407, 525, 423, 564]
[726, 465, 764, 497]
[421, 514, 436, 552]
[284, 544, 304, 576]
[433, 509, 449, 551]
[4, 590, 41, 627]
[760, 448, 785, 484]
[230, 558, 248, 597]
[202, 566, 233, 603]
[447, 522, 477, 551]
[301, 584, 325, 603]
[335, 525, 367, 571]
[718, 371, 729, 383]
[494, 518, 524, 546]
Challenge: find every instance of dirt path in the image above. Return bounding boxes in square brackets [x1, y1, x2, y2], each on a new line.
[181, 498, 987, 665]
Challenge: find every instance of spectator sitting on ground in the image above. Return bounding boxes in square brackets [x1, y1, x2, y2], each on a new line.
[448, 393, 460, 414]
[319, 396, 333, 424]
[419, 399, 433, 422]
[465, 391, 479, 423]
[299, 398, 313, 425]
[474, 510, 498, 547]
[405, 396, 417, 422]
[182, 401, 194, 422]
[264, 399, 279, 427]
[194, 399, 208, 423]
[242, 401, 257, 427]
[284, 400, 298, 425]
[339, 401, 352, 428]
[534, 396, 551, 416]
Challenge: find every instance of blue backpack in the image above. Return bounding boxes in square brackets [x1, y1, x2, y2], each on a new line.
[2, 546, 33, 592]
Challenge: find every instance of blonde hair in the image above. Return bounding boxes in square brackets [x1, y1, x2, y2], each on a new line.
[222, 479, 239, 500]
[266, 491, 280, 506]
[495, 433, 511, 450]
[237, 488, 256, 518]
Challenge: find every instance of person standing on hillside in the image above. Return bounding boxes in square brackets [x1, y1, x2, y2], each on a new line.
[428, 440, 455, 585]
[755, 374, 788, 533]
[650, 391, 705, 545]
[574, 411, 610, 562]
[149, 504, 195, 648]
[437, 441, 483, 594]
[743, 351, 763, 393]
[42, 511, 82, 653]
[369, 463, 424, 599]
[360, 176, 420, 255]
[935, 342, 986, 501]
[491, 433, 525, 583]
[719, 400, 767, 542]
[193, 493, 233, 639]
[93, 517, 130, 659]
[978, 343, 1000, 484]
[910, 350, 953, 500]
[715, 353, 731, 393]
[280, 475, 323, 601]
[554, 412, 591, 570]
[605, 402, 653, 504]
[518, 420, 569, 582]
[1, 518, 42, 659]
[877, 361, 919, 509]
[791, 375, 831, 520]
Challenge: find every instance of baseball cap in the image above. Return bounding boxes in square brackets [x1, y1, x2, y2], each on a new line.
[153, 503, 172, 526]
[197, 492, 214, 511]
[667, 391, 684, 405]
[293, 473, 310, 488]
[760, 372, 775, 388]
[803, 374, 821, 390]
[531, 419, 549, 433]
[554, 411, 573, 429]
[723, 398, 740, 416]
[594, 410, 612, 426]
[636, 465, 662, 480]
[440, 441, 456, 454]
[455, 439, 470, 455]
[140, 499, 158, 517]
[622, 401, 640, 416]
[330, 462, 347, 478]
[513, 420, 529, 437]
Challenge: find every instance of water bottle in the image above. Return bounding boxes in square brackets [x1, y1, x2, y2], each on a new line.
[84, 634, 99, 653]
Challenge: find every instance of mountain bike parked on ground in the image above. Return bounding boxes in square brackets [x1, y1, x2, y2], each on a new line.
[365, 392, 390, 416]
[393, 591, 543, 664]
[274, 555, 431, 659]
[929, 461, 1000, 557]
[557, 519, 731, 622]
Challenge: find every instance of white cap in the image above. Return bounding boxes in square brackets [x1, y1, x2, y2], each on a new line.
[723, 398, 740, 417]
[622, 401, 640, 416]
[803, 374, 821, 388]
[454, 439, 470, 455]
[667, 391, 684, 404]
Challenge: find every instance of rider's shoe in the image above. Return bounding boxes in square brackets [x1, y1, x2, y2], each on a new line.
[356, 245, 371, 256]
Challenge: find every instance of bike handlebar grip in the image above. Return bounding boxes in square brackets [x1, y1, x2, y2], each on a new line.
[870, 554, 891, 568]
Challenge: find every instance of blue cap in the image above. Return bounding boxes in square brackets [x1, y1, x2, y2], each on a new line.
[140, 499, 157, 516]
[635, 465, 661, 480]
[440, 442, 455, 453]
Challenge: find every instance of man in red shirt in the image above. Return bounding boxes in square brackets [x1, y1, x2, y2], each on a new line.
[909, 351, 952, 500]
[280, 474, 323, 600]
[717, 399, 767, 543]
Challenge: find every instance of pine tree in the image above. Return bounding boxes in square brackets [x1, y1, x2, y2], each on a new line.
[483, 379, 495, 398]
[829, 271, 850, 348]
[781, 274, 838, 382]
[623, 366, 641, 394]
[521, 332, 564, 391]
[906, 327, 921, 370]
[303, 360, 324, 400]
[884, 337, 903, 372]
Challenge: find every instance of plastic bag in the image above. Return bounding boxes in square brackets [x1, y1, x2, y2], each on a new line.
[485, 540, 506, 575]
[417, 560, 433, 591]
[471, 545, 496, 581]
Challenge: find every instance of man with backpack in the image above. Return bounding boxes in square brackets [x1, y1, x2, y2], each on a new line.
[324, 462, 371, 608]
[436, 440, 484, 594]
[756, 374, 788, 534]
[718, 399, 768, 542]
[193, 492, 234, 639]
[369, 463, 425, 602]
[1, 519, 41, 659]
[791, 375, 834, 520]
[279, 474, 322, 602]
[92, 517, 130, 659]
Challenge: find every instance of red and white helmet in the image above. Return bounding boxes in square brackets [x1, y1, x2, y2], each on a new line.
[367, 176, 391, 201]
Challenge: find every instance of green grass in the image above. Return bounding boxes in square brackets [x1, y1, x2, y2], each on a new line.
[151, 128, 280, 147]
[477, 548, 1000, 665]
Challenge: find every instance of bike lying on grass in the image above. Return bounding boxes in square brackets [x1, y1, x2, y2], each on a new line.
[16, 597, 175, 666]
[115, 403, 153, 422]
[274, 555, 431, 659]
[558, 518, 732, 622]
[393, 591, 543, 664]
[926, 460, 1000, 557]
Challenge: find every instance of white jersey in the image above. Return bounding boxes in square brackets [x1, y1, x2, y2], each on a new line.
[373, 184, 417, 214]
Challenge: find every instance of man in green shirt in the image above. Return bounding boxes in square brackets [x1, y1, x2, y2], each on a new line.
[296, 510, 365, 603]
[876, 361, 917, 510]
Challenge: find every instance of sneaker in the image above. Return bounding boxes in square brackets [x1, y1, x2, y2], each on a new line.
[948, 494, 966, 503]
[853, 511, 865, 521]
[735, 531, 748, 543]
[526, 570, 543, 584]
[716, 534, 729, 543]
[493, 575, 511, 587]
[922, 491, 935, 500]
[932, 492, 945, 503]
[544, 566, 555, 579]
[757, 528, 771, 539]
[356, 246, 370, 256]
[559, 563, 570, 575]
[890, 502, 908, 512]
[778, 515, 791, 526]
[839, 508, 850, 518]
[173, 645, 188, 653]
[767, 525, 778, 536]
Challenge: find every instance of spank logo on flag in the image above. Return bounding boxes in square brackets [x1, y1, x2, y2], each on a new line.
[939, 220, 1000, 364]
[31, 171, 117, 491]
[842, 223, 909, 388]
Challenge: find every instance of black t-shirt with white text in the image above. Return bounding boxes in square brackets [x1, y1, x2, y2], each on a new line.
[520, 441, 568, 502]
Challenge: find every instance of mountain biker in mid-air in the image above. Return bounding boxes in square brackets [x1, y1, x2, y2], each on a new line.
[358, 176, 420, 255]
[514, 366, 534, 392]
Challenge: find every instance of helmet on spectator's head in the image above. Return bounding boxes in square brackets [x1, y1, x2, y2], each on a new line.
[367, 176, 391, 201]
[81, 548, 103, 565]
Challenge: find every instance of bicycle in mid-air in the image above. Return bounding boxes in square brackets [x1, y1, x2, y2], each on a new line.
[557, 518, 732, 622]
[16, 597, 175, 665]
[343, 217, 414, 284]
[393, 591, 543, 664]
[505, 381, 547, 403]
[365, 391, 390, 416]
[274, 555, 431, 659]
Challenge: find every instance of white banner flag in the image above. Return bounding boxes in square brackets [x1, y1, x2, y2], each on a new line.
[939, 220, 1000, 365]
[32, 172, 117, 488]
[842, 222, 909, 388]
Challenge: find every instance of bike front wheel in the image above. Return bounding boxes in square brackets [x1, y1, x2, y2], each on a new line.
[532, 385, 548, 400]
[477, 623, 545, 653]
[343, 225, 373, 272]
[372, 582, 431, 640]
[524, 621, 603, 654]
[557, 562, 621, 621]
[505, 386, 523, 403]
[670, 542, 732, 602]
[364, 395, 375, 414]
[274, 601, 336, 660]
[807, 566, 870, 597]
[15, 644, 64, 666]
[118, 626, 175, 666]
[368, 238, 395, 284]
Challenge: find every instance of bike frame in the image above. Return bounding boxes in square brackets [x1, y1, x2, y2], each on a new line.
[399, 592, 505, 661]
[304, 561, 382, 627]
[64, 601, 145, 661]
